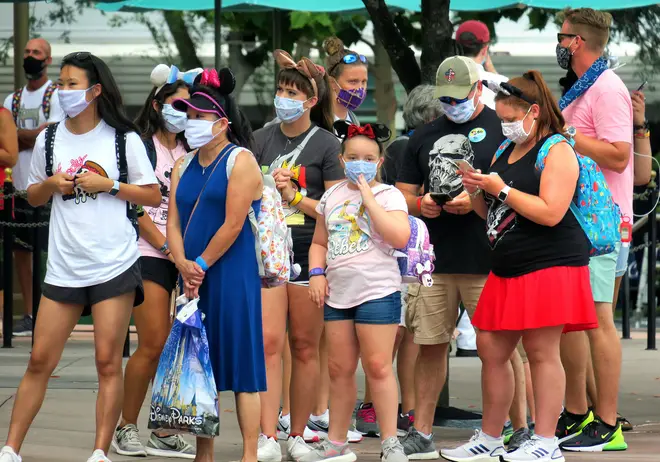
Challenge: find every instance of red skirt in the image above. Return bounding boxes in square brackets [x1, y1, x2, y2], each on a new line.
[473, 266, 597, 333]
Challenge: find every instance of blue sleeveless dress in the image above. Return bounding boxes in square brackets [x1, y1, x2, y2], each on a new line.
[176, 148, 266, 393]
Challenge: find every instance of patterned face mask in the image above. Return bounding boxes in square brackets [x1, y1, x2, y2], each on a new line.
[501, 107, 535, 144]
[440, 94, 477, 124]
[336, 84, 366, 111]
[556, 38, 575, 70]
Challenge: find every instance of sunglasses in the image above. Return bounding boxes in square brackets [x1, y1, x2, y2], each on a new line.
[439, 83, 477, 105]
[557, 33, 585, 43]
[63, 51, 92, 61]
[329, 53, 368, 75]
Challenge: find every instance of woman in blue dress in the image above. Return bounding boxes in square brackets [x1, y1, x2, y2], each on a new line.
[167, 68, 266, 462]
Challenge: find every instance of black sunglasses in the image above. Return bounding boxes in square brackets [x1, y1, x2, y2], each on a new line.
[557, 33, 585, 43]
[63, 51, 92, 62]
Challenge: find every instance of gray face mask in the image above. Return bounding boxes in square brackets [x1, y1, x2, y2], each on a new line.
[556, 38, 576, 70]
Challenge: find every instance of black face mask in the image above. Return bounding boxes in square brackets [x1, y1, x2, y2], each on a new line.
[23, 56, 46, 80]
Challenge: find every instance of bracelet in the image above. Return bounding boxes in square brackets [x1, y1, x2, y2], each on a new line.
[159, 242, 169, 254]
[469, 189, 482, 199]
[634, 130, 650, 139]
[195, 256, 209, 272]
[289, 191, 303, 207]
[416, 196, 423, 211]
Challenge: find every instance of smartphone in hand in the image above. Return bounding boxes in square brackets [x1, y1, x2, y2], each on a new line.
[455, 159, 476, 174]
[430, 192, 453, 206]
[637, 80, 647, 92]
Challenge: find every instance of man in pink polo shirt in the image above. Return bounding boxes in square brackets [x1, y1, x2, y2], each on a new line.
[554, 8, 632, 453]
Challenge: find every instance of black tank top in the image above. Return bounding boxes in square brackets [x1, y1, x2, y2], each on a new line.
[484, 134, 589, 278]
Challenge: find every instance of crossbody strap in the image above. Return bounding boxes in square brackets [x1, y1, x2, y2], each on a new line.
[183, 143, 236, 241]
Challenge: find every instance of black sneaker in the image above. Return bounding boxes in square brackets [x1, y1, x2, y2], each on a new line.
[13, 315, 33, 337]
[506, 427, 532, 452]
[561, 418, 627, 452]
[396, 410, 414, 437]
[555, 409, 593, 444]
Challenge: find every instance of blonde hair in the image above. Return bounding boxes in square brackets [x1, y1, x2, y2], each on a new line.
[561, 8, 612, 53]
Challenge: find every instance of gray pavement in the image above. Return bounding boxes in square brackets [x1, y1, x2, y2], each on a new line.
[0, 334, 659, 461]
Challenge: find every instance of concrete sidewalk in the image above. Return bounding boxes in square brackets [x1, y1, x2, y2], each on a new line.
[1, 335, 659, 461]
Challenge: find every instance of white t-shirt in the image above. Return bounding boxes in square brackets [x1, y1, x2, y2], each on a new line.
[475, 63, 508, 111]
[3, 80, 66, 190]
[27, 120, 158, 287]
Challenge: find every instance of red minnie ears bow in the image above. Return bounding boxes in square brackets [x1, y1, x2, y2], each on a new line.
[200, 68, 221, 88]
[347, 124, 375, 140]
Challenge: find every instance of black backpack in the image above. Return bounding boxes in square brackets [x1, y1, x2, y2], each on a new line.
[44, 122, 140, 240]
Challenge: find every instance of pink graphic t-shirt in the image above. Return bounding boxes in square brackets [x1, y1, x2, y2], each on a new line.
[138, 135, 188, 259]
[562, 69, 634, 221]
[316, 181, 408, 309]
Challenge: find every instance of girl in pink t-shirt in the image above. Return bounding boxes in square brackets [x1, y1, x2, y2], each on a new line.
[308, 121, 411, 462]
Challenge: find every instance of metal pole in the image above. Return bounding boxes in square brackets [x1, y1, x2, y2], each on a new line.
[31, 207, 42, 346]
[13, 3, 29, 90]
[647, 187, 657, 351]
[214, 0, 223, 69]
[272, 10, 283, 92]
[2, 170, 14, 347]
[622, 271, 631, 339]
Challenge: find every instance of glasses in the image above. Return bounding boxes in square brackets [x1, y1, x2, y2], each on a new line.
[63, 52, 92, 62]
[329, 53, 368, 75]
[439, 84, 477, 105]
[557, 33, 585, 43]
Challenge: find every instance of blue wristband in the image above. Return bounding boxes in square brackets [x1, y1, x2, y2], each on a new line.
[195, 256, 209, 272]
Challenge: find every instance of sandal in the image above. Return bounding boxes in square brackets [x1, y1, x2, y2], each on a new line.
[617, 414, 633, 432]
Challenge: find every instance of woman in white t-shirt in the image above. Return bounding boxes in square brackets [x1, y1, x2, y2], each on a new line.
[0, 52, 160, 462]
[306, 121, 410, 462]
[112, 64, 198, 459]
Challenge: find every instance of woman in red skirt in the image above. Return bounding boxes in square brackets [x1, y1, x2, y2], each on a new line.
[440, 71, 597, 462]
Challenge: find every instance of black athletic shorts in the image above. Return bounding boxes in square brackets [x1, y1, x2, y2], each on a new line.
[42, 259, 144, 317]
[141, 256, 178, 294]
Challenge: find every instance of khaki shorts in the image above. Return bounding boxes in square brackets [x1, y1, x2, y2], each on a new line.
[406, 274, 487, 345]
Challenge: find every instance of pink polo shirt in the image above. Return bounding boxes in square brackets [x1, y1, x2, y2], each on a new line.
[562, 69, 634, 220]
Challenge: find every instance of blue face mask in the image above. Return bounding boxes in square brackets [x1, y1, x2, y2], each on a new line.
[345, 160, 378, 184]
[274, 96, 307, 123]
[162, 104, 187, 133]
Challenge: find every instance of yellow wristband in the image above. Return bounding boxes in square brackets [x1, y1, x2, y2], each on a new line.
[289, 191, 303, 207]
[634, 130, 650, 139]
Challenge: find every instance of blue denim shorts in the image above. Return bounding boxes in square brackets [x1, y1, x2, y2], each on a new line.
[324, 292, 401, 325]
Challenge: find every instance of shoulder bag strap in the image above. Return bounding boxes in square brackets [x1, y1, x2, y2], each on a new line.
[11, 88, 23, 123]
[494, 139, 513, 163]
[42, 83, 57, 121]
[44, 122, 60, 177]
[182, 143, 236, 241]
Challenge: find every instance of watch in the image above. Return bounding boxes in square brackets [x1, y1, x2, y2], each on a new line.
[498, 185, 511, 202]
[564, 125, 577, 139]
[309, 267, 325, 278]
[108, 180, 120, 197]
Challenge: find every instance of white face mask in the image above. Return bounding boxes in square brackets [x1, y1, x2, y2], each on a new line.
[440, 94, 477, 124]
[162, 104, 187, 134]
[58, 87, 94, 118]
[501, 107, 535, 144]
[184, 119, 224, 149]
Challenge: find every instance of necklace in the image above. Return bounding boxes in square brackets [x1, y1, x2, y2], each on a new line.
[200, 141, 230, 175]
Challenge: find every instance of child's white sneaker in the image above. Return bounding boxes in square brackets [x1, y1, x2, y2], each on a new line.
[86, 449, 112, 462]
[0, 446, 21, 462]
[502, 436, 564, 462]
[441, 430, 506, 461]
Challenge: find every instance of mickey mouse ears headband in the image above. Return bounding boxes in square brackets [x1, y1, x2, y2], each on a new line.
[483, 79, 537, 105]
[333, 120, 391, 144]
[151, 64, 203, 95]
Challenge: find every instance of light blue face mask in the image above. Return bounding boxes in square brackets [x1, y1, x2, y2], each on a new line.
[274, 96, 307, 123]
[344, 160, 378, 184]
[440, 95, 477, 124]
[162, 103, 188, 134]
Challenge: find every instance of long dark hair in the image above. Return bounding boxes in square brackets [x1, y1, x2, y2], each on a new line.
[60, 52, 139, 134]
[277, 68, 334, 132]
[135, 80, 188, 140]
[494, 70, 565, 143]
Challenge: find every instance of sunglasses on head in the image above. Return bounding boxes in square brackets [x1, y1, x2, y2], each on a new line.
[329, 53, 368, 75]
[557, 33, 585, 43]
[63, 51, 92, 62]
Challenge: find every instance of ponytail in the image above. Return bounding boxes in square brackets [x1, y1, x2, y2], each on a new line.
[495, 70, 565, 143]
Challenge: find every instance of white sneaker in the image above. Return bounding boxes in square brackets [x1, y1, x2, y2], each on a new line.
[0, 446, 21, 462]
[258, 434, 282, 462]
[303, 426, 320, 443]
[347, 428, 363, 443]
[277, 412, 291, 440]
[86, 449, 112, 462]
[502, 436, 565, 462]
[441, 430, 506, 461]
[287, 435, 312, 462]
